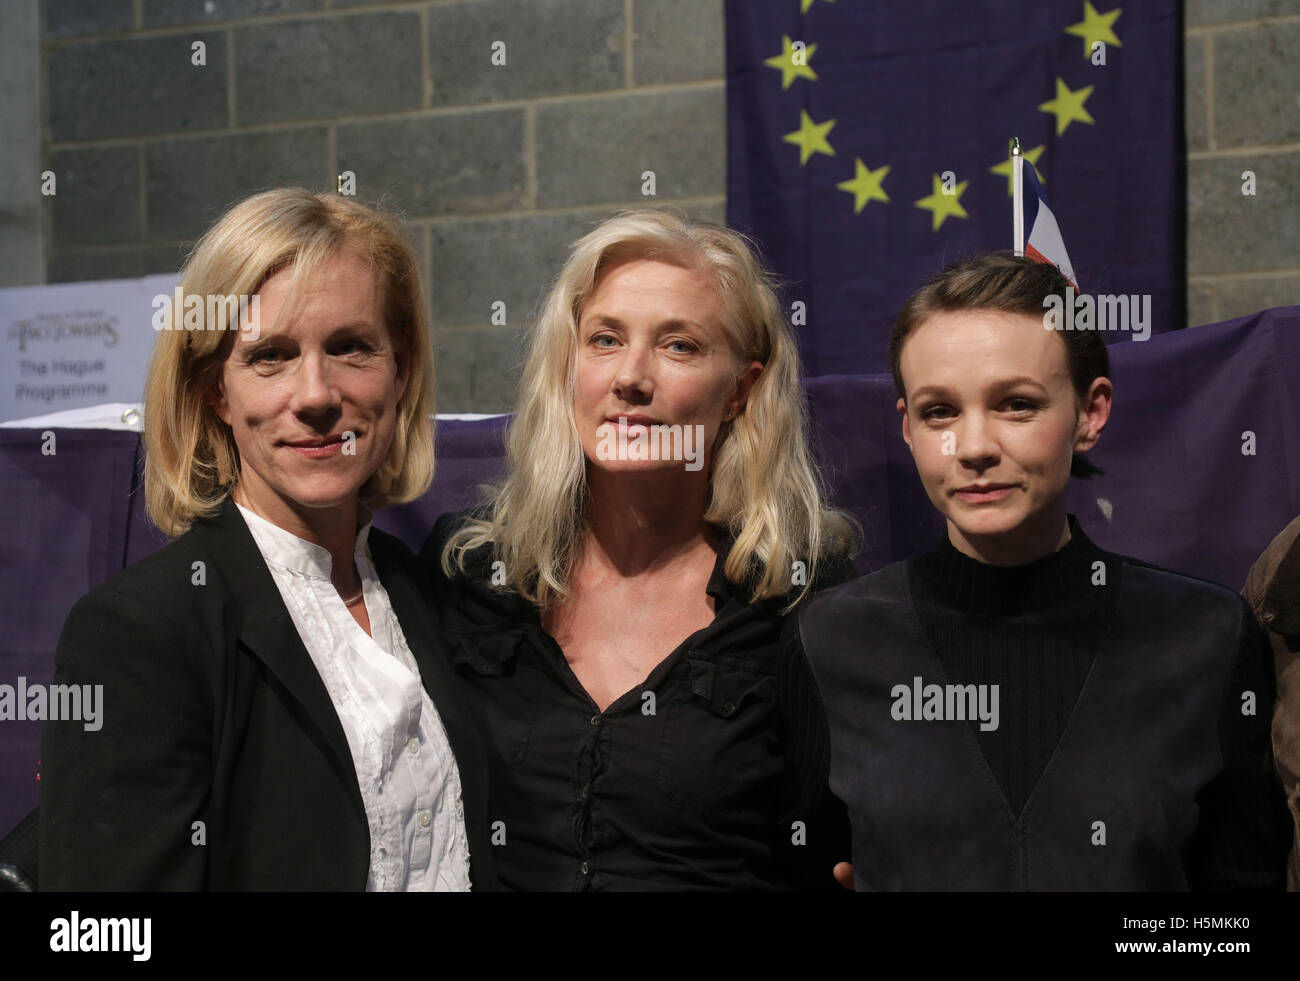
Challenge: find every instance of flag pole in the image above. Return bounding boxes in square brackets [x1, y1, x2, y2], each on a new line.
[1011, 137, 1025, 257]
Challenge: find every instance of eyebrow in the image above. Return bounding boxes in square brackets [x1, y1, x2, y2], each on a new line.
[236, 318, 381, 344]
[581, 314, 709, 333]
[908, 376, 1050, 401]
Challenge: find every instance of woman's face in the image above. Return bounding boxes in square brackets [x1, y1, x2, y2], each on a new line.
[212, 250, 408, 527]
[573, 257, 760, 477]
[897, 308, 1109, 562]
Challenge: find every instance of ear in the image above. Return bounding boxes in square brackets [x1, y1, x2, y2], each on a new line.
[208, 370, 231, 427]
[897, 396, 913, 452]
[726, 359, 764, 417]
[1073, 376, 1113, 453]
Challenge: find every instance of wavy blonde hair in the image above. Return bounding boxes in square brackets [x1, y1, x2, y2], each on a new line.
[444, 209, 857, 610]
[144, 188, 435, 536]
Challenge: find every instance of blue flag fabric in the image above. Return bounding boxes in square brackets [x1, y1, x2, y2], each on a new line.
[725, 0, 1183, 377]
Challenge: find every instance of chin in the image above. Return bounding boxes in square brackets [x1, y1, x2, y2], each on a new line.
[279, 481, 365, 512]
[588, 459, 689, 476]
[947, 506, 1027, 539]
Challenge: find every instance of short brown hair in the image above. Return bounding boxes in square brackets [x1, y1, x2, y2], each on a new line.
[890, 251, 1110, 478]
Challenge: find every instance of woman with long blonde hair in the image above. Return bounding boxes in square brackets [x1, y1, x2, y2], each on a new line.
[426, 209, 857, 890]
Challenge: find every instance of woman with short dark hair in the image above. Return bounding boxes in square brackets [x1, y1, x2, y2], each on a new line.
[803, 251, 1291, 890]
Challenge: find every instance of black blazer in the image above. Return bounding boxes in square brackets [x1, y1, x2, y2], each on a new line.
[39, 498, 498, 891]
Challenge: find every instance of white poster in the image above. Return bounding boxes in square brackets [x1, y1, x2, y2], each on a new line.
[0, 273, 177, 424]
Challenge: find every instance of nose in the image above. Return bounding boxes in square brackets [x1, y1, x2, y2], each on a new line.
[611, 342, 654, 405]
[289, 351, 343, 417]
[956, 411, 1000, 471]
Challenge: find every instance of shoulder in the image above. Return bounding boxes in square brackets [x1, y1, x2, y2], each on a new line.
[800, 558, 909, 618]
[66, 526, 215, 625]
[56, 525, 224, 683]
[1243, 515, 1300, 635]
[369, 525, 418, 577]
[419, 508, 497, 581]
[1113, 552, 1249, 623]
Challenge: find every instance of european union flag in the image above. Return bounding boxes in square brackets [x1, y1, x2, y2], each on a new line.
[726, 0, 1183, 377]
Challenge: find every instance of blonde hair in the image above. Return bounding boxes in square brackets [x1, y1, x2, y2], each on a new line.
[144, 188, 435, 536]
[444, 209, 857, 611]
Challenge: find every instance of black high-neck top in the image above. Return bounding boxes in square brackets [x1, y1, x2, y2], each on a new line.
[908, 515, 1116, 814]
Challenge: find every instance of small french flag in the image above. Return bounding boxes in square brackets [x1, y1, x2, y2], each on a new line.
[1013, 145, 1078, 289]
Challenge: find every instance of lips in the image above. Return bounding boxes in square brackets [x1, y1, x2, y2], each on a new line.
[604, 414, 661, 427]
[283, 433, 354, 458]
[954, 483, 1016, 504]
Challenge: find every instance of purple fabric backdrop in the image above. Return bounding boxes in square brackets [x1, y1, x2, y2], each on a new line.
[3, 305, 1299, 835]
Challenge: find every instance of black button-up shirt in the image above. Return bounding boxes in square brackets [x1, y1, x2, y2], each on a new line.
[420, 512, 851, 891]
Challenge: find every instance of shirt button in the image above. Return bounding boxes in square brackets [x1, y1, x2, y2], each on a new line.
[722, 701, 736, 714]
[580, 785, 590, 801]
[580, 861, 591, 875]
[407, 737, 420, 755]
[419, 811, 431, 828]
[589, 715, 601, 727]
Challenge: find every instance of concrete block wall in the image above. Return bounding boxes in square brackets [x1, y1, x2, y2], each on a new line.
[38, 0, 726, 412]
[19, 1, 1300, 409]
[1185, 1, 1300, 324]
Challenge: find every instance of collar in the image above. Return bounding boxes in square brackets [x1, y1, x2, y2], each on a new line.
[235, 502, 373, 580]
[913, 514, 1106, 616]
[705, 525, 738, 605]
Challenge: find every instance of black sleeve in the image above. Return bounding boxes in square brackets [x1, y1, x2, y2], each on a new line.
[1185, 596, 1292, 891]
[772, 613, 852, 892]
[39, 583, 212, 890]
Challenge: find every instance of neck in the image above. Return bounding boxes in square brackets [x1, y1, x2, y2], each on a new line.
[946, 501, 1071, 567]
[233, 483, 365, 591]
[583, 465, 715, 575]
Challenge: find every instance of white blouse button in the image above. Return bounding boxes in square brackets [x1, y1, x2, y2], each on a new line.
[408, 737, 420, 755]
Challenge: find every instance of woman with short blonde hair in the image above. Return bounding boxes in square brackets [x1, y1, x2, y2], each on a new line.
[144, 187, 436, 536]
[428, 209, 856, 891]
[41, 188, 497, 891]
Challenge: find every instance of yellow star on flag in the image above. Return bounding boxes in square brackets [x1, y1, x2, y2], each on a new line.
[989, 145, 1046, 197]
[837, 159, 890, 213]
[915, 173, 969, 231]
[783, 110, 836, 165]
[1065, 2, 1122, 57]
[801, 0, 835, 13]
[764, 35, 818, 89]
[1038, 77, 1095, 136]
